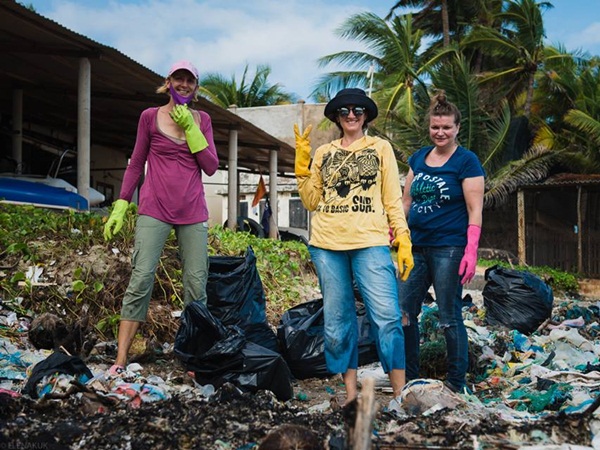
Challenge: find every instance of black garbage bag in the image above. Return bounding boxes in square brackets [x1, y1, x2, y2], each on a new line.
[23, 351, 93, 399]
[174, 301, 293, 401]
[207, 246, 278, 352]
[277, 298, 379, 380]
[483, 265, 554, 334]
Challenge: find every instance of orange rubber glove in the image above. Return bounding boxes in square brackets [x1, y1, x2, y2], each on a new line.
[393, 232, 414, 282]
[293, 124, 312, 177]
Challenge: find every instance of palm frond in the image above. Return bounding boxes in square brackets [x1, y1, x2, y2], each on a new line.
[532, 123, 557, 149]
[481, 100, 512, 168]
[564, 109, 600, 147]
[484, 143, 556, 207]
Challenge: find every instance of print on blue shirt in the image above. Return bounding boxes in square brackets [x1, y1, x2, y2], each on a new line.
[408, 146, 485, 247]
[410, 172, 451, 214]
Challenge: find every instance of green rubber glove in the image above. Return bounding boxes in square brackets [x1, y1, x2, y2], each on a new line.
[103, 199, 129, 241]
[393, 232, 414, 282]
[294, 124, 312, 177]
[169, 104, 209, 154]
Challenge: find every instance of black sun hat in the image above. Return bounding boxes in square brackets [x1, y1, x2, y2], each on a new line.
[324, 88, 378, 122]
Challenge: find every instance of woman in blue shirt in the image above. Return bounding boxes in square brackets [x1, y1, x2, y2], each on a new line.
[399, 91, 485, 393]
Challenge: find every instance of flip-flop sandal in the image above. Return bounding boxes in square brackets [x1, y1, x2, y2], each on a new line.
[108, 364, 125, 376]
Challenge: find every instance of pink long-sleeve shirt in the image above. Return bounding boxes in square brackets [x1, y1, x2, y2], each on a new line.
[118, 107, 219, 224]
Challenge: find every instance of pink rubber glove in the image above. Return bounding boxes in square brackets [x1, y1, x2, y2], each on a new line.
[458, 224, 481, 285]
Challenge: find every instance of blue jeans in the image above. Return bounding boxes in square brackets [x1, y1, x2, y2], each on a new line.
[398, 246, 468, 389]
[308, 245, 405, 375]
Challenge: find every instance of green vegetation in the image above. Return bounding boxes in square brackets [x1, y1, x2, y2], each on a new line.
[0, 204, 318, 343]
[198, 64, 297, 107]
[477, 259, 580, 294]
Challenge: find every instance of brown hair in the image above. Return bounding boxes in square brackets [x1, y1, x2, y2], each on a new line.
[428, 90, 461, 125]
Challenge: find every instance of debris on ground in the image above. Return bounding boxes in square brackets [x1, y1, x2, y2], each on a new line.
[2, 284, 600, 449]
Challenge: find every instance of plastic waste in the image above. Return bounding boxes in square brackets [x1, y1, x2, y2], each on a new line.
[277, 298, 378, 380]
[400, 379, 464, 415]
[22, 351, 93, 398]
[483, 265, 553, 334]
[174, 300, 293, 401]
[207, 246, 278, 352]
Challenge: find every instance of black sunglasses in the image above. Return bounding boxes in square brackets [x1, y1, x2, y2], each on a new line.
[337, 106, 366, 117]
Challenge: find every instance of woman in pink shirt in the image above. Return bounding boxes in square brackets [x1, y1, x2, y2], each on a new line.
[103, 60, 219, 376]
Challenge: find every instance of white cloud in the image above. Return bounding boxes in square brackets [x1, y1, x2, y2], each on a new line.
[40, 0, 378, 99]
[563, 22, 600, 54]
[35, 0, 600, 99]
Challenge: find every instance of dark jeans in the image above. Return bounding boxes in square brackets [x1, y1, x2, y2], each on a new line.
[398, 246, 468, 390]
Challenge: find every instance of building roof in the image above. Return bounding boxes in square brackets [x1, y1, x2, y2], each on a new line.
[521, 173, 600, 189]
[0, 1, 296, 174]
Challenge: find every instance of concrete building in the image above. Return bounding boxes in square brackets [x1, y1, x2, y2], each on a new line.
[204, 101, 340, 240]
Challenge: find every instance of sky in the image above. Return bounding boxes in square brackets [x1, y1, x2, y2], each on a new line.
[32, 0, 600, 102]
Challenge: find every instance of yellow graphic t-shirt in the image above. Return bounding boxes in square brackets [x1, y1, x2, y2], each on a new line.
[297, 135, 408, 250]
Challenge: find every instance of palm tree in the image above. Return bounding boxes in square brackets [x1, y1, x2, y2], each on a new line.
[385, 49, 554, 206]
[311, 3, 596, 208]
[460, 0, 568, 117]
[313, 12, 431, 124]
[534, 54, 600, 173]
[386, 0, 504, 49]
[387, 0, 451, 47]
[198, 64, 296, 108]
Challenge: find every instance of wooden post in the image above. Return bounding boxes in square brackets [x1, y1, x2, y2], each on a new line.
[577, 186, 584, 274]
[352, 377, 377, 450]
[517, 190, 526, 266]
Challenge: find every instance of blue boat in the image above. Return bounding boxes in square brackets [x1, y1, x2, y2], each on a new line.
[0, 177, 88, 210]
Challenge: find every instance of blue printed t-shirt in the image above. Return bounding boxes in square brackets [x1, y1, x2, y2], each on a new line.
[407, 145, 485, 247]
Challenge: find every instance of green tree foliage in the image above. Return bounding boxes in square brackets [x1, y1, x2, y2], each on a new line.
[315, 0, 600, 207]
[198, 64, 296, 108]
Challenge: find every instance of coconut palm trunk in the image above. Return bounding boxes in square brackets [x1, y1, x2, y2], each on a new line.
[441, 0, 450, 46]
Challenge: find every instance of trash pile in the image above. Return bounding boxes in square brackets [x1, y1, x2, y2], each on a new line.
[370, 266, 600, 448]
[1, 254, 600, 448]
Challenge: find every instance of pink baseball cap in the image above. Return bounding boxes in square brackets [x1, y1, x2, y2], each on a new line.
[167, 60, 199, 79]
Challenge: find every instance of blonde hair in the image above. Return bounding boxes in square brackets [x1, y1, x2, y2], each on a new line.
[428, 90, 461, 125]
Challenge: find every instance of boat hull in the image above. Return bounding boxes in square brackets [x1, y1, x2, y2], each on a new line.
[0, 177, 89, 210]
[0, 173, 105, 206]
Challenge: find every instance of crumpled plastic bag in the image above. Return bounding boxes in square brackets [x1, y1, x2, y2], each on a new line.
[483, 265, 553, 335]
[174, 301, 293, 401]
[277, 298, 379, 380]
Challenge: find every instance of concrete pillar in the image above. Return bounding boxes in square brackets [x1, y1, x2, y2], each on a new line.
[227, 129, 238, 230]
[268, 149, 278, 238]
[77, 58, 91, 208]
[12, 89, 23, 173]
